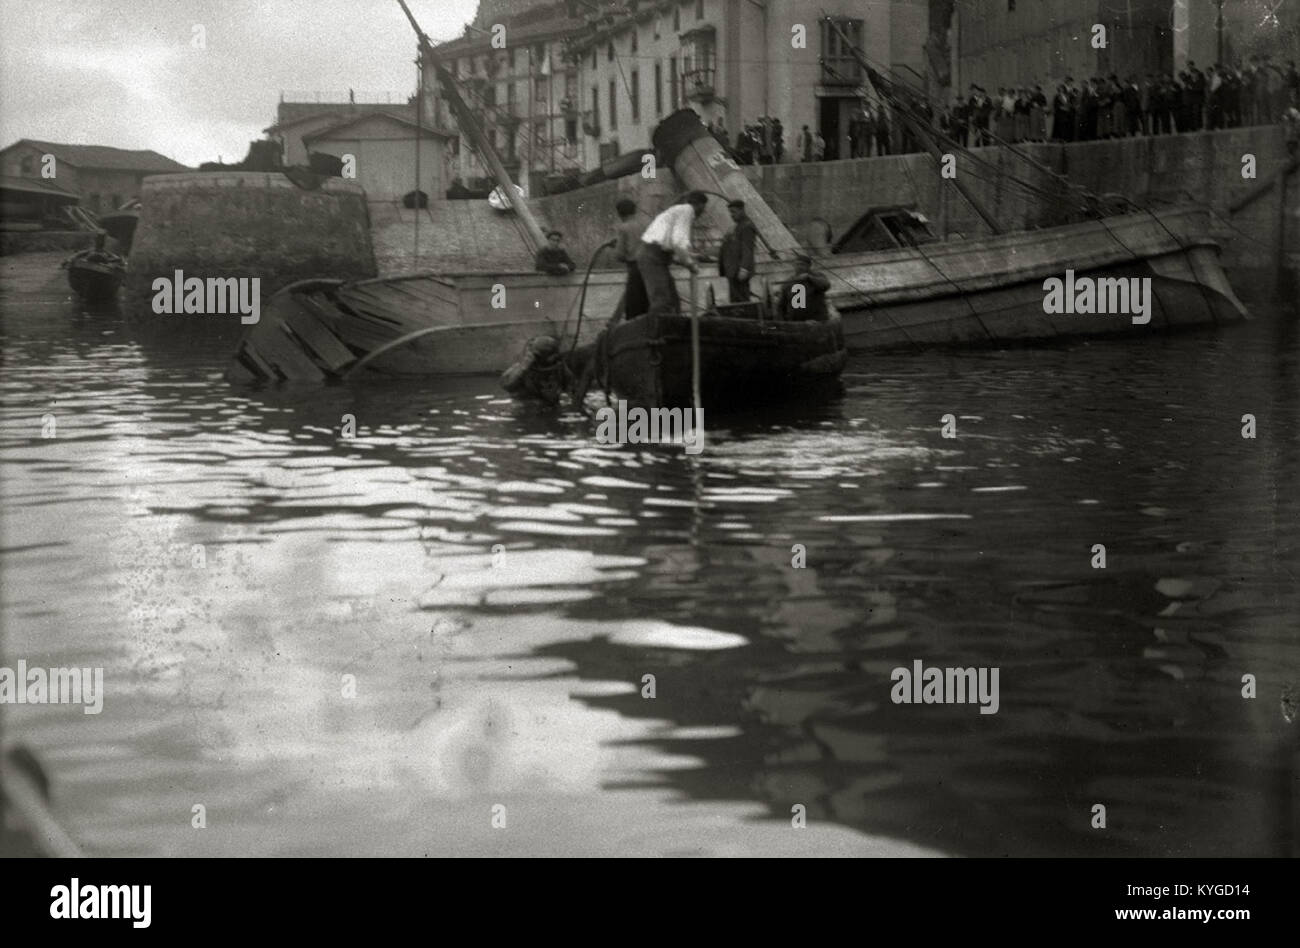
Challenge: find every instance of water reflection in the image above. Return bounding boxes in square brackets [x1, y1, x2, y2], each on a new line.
[1, 259, 1296, 855]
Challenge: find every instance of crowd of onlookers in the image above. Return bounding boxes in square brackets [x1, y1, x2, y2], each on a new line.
[705, 56, 1299, 166]
[708, 116, 788, 165]
[944, 57, 1299, 146]
[709, 111, 926, 164]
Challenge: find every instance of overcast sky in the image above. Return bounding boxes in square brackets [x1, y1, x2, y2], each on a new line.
[0, 0, 479, 166]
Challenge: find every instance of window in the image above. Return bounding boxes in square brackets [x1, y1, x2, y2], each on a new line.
[654, 61, 663, 115]
[607, 42, 614, 62]
[591, 85, 599, 131]
[669, 56, 678, 107]
[111, 194, 121, 209]
[630, 69, 640, 123]
[654, 16, 661, 40]
[609, 78, 617, 128]
[19, 155, 32, 175]
[679, 28, 716, 98]
[673, 7, 680, 32]
[592, 48, 597, 69]
[1008, 1, 1016, 9]
[820, 16, 864, 85]
[507, 80, 516, 114]
[631, 30, 638, 54]
[510, 48, 517, 72]
[696, 0, 704, 19]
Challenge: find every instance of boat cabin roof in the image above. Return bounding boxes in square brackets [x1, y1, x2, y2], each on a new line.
[831, 205, 938, 254]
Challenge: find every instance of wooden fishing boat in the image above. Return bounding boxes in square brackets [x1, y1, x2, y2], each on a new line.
[64, 248, 126, 302]
[597, 299, 847, 411]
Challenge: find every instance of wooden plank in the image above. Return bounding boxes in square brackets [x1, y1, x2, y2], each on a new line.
[335, 286, 408, 325]
[231, 339, 279, 381]
[281, 295, 356, 371]
[253, 323, 327, 381]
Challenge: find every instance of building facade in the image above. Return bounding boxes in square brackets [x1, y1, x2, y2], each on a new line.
[0, 140, 188, 214]
[427, 0, 931, 182]
[303, 112, 450, 201]
[265, 99, 417, 167]
[568, 0, 929, 164]
[949, 0, 1300, 99]
[426, 1, 587, 190]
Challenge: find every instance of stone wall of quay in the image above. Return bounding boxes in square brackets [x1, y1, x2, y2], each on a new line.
[124, 172, 376, 312]
[536, 126, 1296, 300]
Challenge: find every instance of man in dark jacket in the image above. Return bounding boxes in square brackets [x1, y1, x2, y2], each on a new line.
[535, 230, 576, 275]
[779, 253, 830, 321]
[718, 199, 757, 302]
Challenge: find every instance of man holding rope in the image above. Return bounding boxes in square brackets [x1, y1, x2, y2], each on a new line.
[635, 191, 707, 316]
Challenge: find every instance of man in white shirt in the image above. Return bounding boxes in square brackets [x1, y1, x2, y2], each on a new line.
[635, 190, 708, 317]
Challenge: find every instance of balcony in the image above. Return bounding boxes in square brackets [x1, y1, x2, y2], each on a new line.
[581, 109, 600, 138]
[683, 67, 716, 102]
[679, 25, 717, 104]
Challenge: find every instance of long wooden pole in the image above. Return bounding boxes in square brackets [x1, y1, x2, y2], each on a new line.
[414, 51, 422, 265]
[689, 271, 702, 416]
[395, 0, 547, 254]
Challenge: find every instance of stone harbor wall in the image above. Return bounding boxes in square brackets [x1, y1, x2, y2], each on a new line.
[124, 172, 375, 313]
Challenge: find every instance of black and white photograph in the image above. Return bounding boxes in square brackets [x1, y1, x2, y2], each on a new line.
[0, 0, 1296, 905]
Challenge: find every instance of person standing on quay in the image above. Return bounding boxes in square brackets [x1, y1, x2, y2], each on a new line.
[799, 124, 813, 162]
[718, 199, 756, 304]
[1187, 61, 1206, 130]
[635, 191, 706, 316]
[1140, 74, 1154, 134]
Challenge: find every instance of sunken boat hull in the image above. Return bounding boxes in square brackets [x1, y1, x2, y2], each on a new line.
[602, 310, 847, 412]
[826, 205, 1247, 349]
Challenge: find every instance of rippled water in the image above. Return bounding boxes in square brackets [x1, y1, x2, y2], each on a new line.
[2, 256, 1297, 856]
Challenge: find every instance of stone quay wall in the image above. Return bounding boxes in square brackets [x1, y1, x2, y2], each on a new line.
[124, 172, 376, 312]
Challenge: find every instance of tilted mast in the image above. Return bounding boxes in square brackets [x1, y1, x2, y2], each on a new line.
[395, 0, 548, 254]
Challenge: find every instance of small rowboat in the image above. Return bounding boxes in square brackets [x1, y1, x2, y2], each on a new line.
[599, 297, 847, 412]
[502, 290, 849, 411]
[63, 249, 126, 302]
